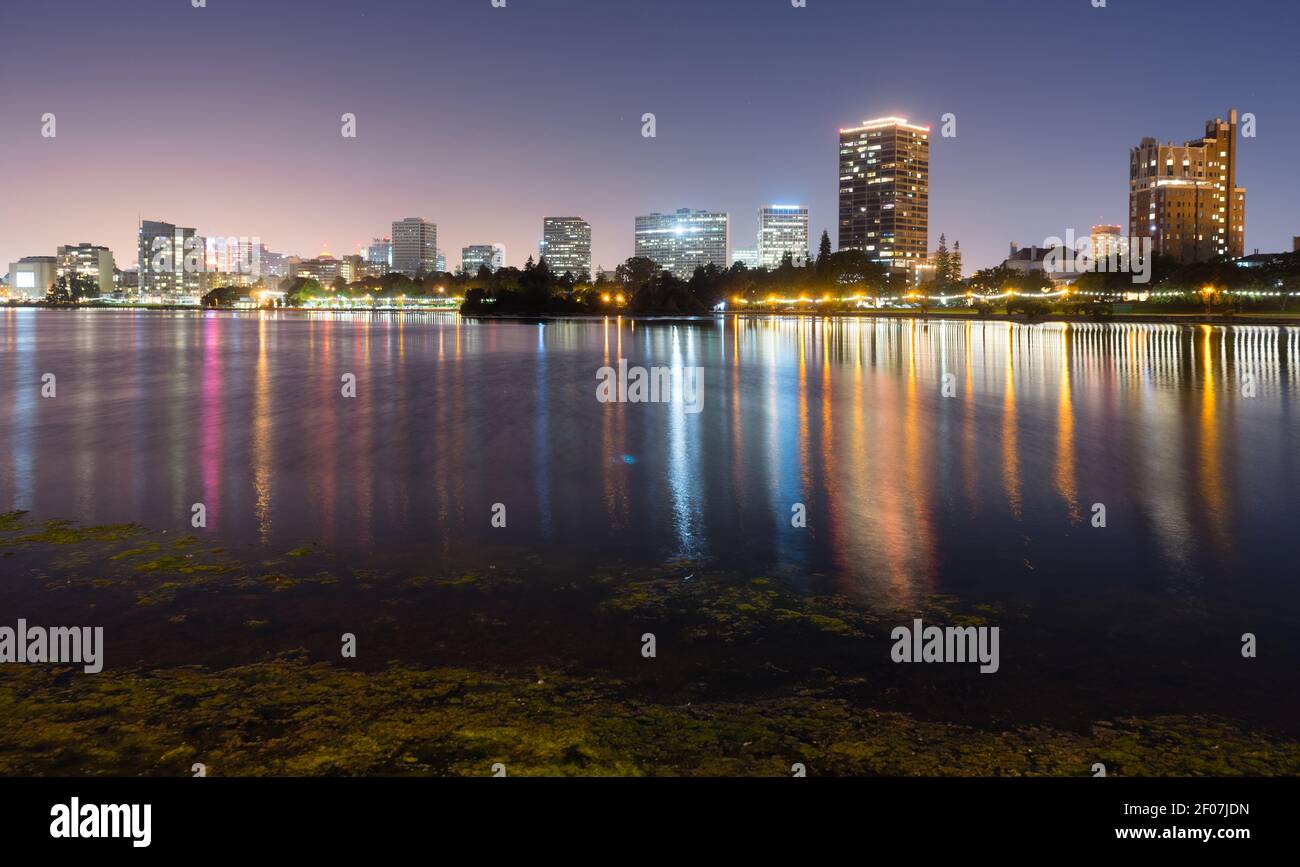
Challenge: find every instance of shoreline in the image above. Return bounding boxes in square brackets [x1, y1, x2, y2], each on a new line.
[7, 302, 1300, 327]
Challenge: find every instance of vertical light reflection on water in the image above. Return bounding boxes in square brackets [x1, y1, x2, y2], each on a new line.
[73, 313, 98, 517]
[728, 314, 744, 520]
[667, 325, 700, 559]
[1199, 325, 1228, 552]
[798, 318, 811, 498]
[962, 320, 978, 512]
[1001, 324, 1022, 520]
[129, 313, 148, 518]
[535, 323, 552, 540]
[600, 317, 627, 528]
[253, 315, 272, 543]
[1054, 324, 1080, 524]
[7, 310, 36, 510]
[315, 316, 336, 545]
[199, 315, 223, 530]
[903, 320, 935, 589]
[353, 317, 374, 547]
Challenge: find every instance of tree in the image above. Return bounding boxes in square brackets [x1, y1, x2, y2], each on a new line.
[615, 257, 660, 294]
[202, 285, 241, 308]
[285, 277, 323, 306]
[932, 233, 958, 289]
[47, 273, 97, 305]
[825, 250, 886, 291]
[816, 230, 832, 275]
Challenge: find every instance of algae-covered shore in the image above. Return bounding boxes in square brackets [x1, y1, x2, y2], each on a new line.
[2, 511, 1297, 777]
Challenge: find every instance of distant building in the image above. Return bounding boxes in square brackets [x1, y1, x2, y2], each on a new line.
[258, 247, 288, 284]
[540, 217, 592, 279]
[1293, 236, 1299, 253]
[339, 254, 369, 283]
[6, 256, 58, 300]
[1129, 109, 1245, 263]
[138, 220, 205, 300]
[461, 244, 506, 274]
[1090, 224, 1129, 264]
[757, 205, 809, 269]
[203, 237, 262, 287]
[839, 116, 930, 276]
[1235, 250, 1289, 269]
[56, 243, 115, 297]
[391, 218, 438, 277]
[731, 248, 760, 269]
[366, 237, 392, 273]
[634, 209, 729, 279]
[291, 254, 341, 287]
[435, 252, 446, 274]
[116, 268, 138, 293]
[1002, 243, 1078, 285]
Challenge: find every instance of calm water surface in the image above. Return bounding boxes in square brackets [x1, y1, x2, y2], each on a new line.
[2, 309, 1298, 616]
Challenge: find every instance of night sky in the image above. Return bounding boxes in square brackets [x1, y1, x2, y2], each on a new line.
[2, 0, 1297, 275]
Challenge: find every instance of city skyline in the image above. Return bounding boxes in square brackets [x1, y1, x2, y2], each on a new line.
[1, 0, 1298, 278]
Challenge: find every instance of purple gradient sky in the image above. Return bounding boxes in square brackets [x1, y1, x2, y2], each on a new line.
[2, 0, 1297, 276]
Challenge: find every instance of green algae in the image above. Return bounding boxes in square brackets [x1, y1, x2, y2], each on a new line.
[110, 543, 163, 561]
[15, 519, 141, 546]
[134, 555, 229, 575]
[2, 660, 1296, 777]
[0, 510, 29, 532]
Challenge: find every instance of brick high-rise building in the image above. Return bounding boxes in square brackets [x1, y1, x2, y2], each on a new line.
[838, 116, 930, 277]
[1129, 110, 1245, 263]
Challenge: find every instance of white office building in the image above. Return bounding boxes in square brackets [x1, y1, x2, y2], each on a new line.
[391, 218, 438, 277]
[540, 217, 592, 278]
[757, 205, 809, 269]
[462, 244, 506, 274]
[634, 209, 729, 279]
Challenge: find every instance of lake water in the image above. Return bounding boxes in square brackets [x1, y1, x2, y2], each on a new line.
[4, 309, 1298, 597]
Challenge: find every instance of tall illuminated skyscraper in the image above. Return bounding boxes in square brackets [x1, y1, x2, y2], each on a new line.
[540, 217, 592, 279]
[838, 116, 930, 276]
[138, 220, 205, 299]
[391, 217, 438, 277]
